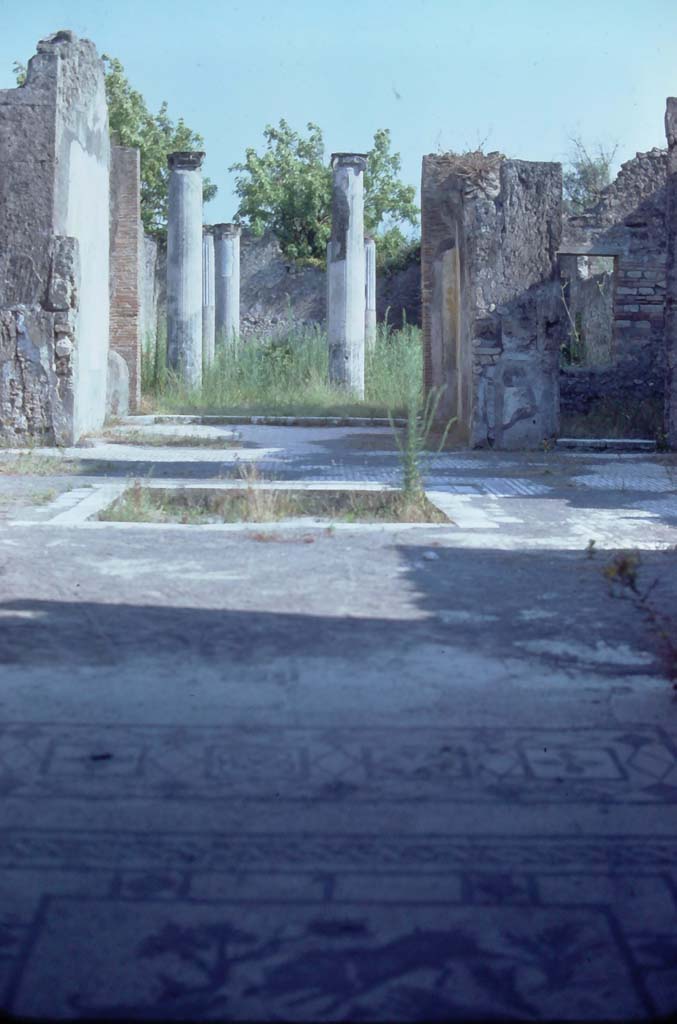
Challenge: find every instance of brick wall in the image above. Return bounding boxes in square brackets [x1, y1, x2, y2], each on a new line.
[560, 148, 668, 416]
[109, 146, 142, 411]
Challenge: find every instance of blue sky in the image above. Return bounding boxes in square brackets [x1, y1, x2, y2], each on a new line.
[2, 0, 677, 227]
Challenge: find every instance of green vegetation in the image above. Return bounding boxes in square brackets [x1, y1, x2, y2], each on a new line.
[98, 480, 447, 525]
[230, 121, 418, 269]
[563, 137, 617, 215]
[0, 452, 77, 475]
[603, 548, 677, 686]
[102, 56, 217, 235]
[390, 383, 455, 498]
[101, 430, 239, 449]
[14, 56, 216, 235]
[142, 322, 423, 418]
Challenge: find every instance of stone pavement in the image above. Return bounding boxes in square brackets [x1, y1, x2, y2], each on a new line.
[0, 421, 676, 1021]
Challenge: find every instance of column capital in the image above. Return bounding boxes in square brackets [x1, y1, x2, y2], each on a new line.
[168, 151, 205, 171]
[331, 153, 368, 172]
[213, 223, 241, 238]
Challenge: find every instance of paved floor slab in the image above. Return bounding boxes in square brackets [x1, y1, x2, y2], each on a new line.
[0, 424, 676, 1020]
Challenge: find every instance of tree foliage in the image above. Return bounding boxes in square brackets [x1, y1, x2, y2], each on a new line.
[563, 137, 617, 215]
[229, 121, 418, 265]
[102, 57, 217, 235]
[14, 56, 216, 236]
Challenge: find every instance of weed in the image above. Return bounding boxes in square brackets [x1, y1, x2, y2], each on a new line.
[98, 482, 449, 525]
[31, 489, 57, 506]
[0, 453, 77, 476]
[142, 322, 422, 418]
[389, 379, 455, 497]
[101, 430, 239, 449]
[602, 548, 677, 687]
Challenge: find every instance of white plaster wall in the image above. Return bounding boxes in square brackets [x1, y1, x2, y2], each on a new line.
[67, 136, 110, 438]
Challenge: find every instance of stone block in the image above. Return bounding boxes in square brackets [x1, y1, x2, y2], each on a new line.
[422, 152, 563, 448]
[106, 349, 129, 419]
[0, 31, 110, 445]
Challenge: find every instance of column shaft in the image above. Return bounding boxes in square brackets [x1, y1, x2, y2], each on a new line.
[202, 227, 215, 368]
[364, 235, 377, 350]
[167, 151, 204, 386]
[327, 153, 367, 396]
[214, 223, 241, 344]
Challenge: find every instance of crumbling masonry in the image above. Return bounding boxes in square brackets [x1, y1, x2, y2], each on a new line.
[1, 29, 676, 450]
[666, 99, 677, 448]
[422, 118, 677, 447]
[422, 154, 563, 448]
[0, 31, 111, 444]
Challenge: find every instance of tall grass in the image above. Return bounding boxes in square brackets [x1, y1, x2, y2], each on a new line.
[142, 321, 422, 418]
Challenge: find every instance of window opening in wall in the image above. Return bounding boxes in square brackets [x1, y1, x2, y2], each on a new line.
[559, 255, 615, 369]
[558, 252, 630, 439]
[558, 252, 662, 439]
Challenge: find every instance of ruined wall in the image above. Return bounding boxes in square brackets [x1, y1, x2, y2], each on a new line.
[666, 100, 677, 447]
[239, 230, 325, 337]
[560, 149, 667, 420]
[0, 31, 110, 444]
[142, 229, 421, 345]
[109, 146, 142, 410]
[140, 235, 166, 348]
[422, 153, 563, 448]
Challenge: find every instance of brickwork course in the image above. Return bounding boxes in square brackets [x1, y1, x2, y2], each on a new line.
[109, 146, 142, 412]
[560, 148, 668, 418]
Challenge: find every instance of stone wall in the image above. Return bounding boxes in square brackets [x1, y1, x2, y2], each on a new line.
[666, 99, 677, 447]
[421, 153, 563, 448]
[239, 230, 326, 337]
[560, 149, 667, 420]
[141, 229, 421, 343]
[0, 30, 110, 444]
[140, 236, 166, 348]
[109, 146, 142, 411]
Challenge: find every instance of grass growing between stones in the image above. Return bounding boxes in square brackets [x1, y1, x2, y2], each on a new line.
[141, 322, 422, 418]
[100, 430, 240, 449]
[98, 480, 448, 525]
[0, 453, 78, 476]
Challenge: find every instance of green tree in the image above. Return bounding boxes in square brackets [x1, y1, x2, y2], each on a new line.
[563, 137, 617, 215]
[102, 56, 217, 235]
[229, 121, 419, 265]
[14, 56, 216, 236]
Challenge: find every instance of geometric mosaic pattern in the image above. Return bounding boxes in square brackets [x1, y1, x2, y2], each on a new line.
[0, 722, 676, 805]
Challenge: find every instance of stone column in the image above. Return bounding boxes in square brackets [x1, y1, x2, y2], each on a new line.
[666, 98, 677, 448]
[364, 235, 377, 350]
[327, 153, 367, 396]
[166, 151, 204, 386]
[202, 226, 215, 368]
[214, 223, 241, 344]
